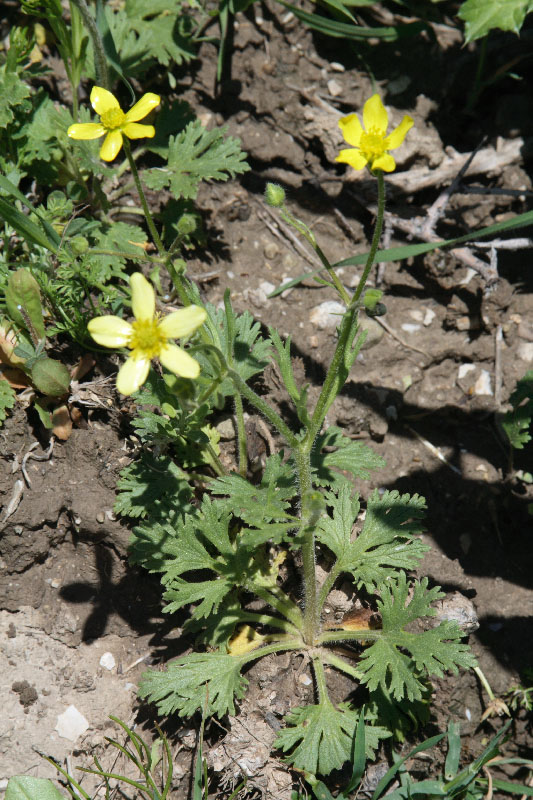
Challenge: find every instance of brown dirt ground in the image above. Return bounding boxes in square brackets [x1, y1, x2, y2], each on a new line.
[1, 3, 533, 797]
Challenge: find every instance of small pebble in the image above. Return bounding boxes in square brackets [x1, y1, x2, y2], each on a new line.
[408, 309, 424, 322]
[458, 363, 475, 379]
[423, 308, 436, 326]
[99, 652, 116, 671]
[330, 61, 345, 72]
[51, 578, 60, 589]
[264, 242, 279, 259]
[401, 323, 420, 334]
[309, 300, 346, 330]
[298, 673, 313, 685]
[56, 705, 89, 742]
[473, 369, 492, 396]
[327, 79, 343, 97]
[96, 511, 105, 524]
[518, 341, 533, 361]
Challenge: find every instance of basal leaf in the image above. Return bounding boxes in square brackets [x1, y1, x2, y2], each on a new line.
[163, 576, 233, 617]
[0, 70, 31, 128]
[357, 576, 476, 700]
[143, 121, 249, 201]
[458, 0, 533, 42]
[275, 701, 389, 775]
[115, 453, 192, 520]
[139, 652, 248, 717]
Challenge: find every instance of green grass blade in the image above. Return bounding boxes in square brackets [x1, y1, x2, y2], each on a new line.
[268, 209, 533, 297]
[371, 734, 445, 800]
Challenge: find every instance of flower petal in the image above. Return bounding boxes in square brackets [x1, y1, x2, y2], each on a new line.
[88, 316, 133, 347]
[363, 94, 388, 136]
[384, 115, 414, 150]
[90, 86, 120, 115]
[124, 93, 161, 123]
[122, 122, 155, 140]
[99, 130, 123, 161]
[67, 122, 106, 140]
[338, 114, 363, 147]
[371, 153, 396, 172]
[160, 344, 201, 379]
[116, 355, 151, 395]
[158, 306, 207, 339]
[130, 272, 156, 321]
[335, 148, 368, 171]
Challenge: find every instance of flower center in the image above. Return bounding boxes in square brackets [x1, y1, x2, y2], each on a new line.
[360, 129, 386, 159]
[129, 318, 166, 359]
[100, 108, 126, 131]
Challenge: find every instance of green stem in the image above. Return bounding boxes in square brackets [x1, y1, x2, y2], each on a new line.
[321, 651, 363, 682]
[239, 610, 301, 636]
[279, 204, 350, 304]
[122, 138, 166, 258]
[228, 368, 299, 450]
[239, 637, 303, 666]
[69, 0, 109, 89]
[317, 561, 342, 616]
[311, 655, 329, 704]
[294, 448, 319, 646]
[234, 392, 248, 478]
[352, 169, 385, 303]
[249, 584, 303, 630]
[318, 629, 381, 646]
[206, 442, 227, 476]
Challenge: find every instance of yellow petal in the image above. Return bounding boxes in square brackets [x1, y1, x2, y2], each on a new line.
[67, 122, 106, 140]
[158, 305, 207, 339]
[130, 272, 155, 321]
[124, 93, 161, 123]
[228, 625, 265, 656]
[371, 153, 396, 172]
[116, 355, 151, 395]
[122, 122, 155, 140]
[335, 148, 368, 171]
[384, 115, 414, 150]
[338, 114, 363, 147]
[99, 130, 123, 161]
[90, 86, 120, 116]
[363, 94, 388, 136]
[88, 316, 132, 347]
[159, 343, 200, 379]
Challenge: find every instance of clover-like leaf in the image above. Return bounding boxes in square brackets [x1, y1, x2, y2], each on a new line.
[459, 0, 533, 42]
[357, 575, 477, 700]
[139, 652, 248, 718]
[317, 486, 429, 590]
[275, 700, 389, 774]
[144, 121, 249, 201]
[311, 426, 384, 489]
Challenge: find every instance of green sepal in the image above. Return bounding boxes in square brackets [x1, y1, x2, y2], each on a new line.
[31, 357, 70, 397]
[5, 268, 45, 342]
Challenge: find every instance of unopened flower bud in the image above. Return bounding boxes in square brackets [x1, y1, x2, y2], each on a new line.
[265, 183, 285, 208]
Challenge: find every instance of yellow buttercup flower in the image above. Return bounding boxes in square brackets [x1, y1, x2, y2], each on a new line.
[68, 86, 160, 161]
[336, 94, 413, 173]
[88, 273, 206, 396]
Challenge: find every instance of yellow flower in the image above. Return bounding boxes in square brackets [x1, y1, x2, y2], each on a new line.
[336, 94, 413, 173]
[88, 273, 206, 396]
[67, 86, 160, 162]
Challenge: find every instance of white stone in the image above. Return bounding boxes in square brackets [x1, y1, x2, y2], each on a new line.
[327, 79, 343, 97]
[518, 341, 533, 361]
[423, 308, 436, 326]
[401, 323, 420, 334]
[56, 705, 89, 741]
[474, 369, 493, 396]
[99, 652, 116, 671]
[309, 300, 346, 330]
[458, 363, 475, 379]
[408, 309, 424, 322]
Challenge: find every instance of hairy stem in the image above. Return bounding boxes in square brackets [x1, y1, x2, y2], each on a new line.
[69, 0, 109, 89]
[122, 138, 165, 259]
